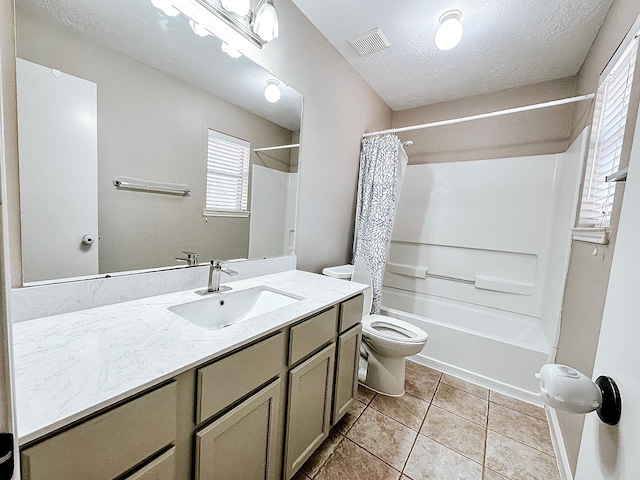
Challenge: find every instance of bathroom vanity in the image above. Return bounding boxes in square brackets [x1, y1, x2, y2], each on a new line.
[13, 271, 365, 480]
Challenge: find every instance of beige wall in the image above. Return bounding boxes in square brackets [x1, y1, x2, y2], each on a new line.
[16, 13, 296, 278]
[556, 0, 640, 474]
[391, 77, 577, 164]
[245, 1, 392, 273]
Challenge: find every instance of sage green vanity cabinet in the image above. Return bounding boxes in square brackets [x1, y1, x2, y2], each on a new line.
[284, 343, 336, 480]
[195, 379, 281, 480]
[21, 382, 177, 480]
[20, 292, 365, 480]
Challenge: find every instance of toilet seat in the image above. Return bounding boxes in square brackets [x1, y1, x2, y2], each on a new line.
[362, 314, 428, 344]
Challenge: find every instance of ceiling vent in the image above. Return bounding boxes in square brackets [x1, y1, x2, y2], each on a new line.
[349, 27, 390, 56]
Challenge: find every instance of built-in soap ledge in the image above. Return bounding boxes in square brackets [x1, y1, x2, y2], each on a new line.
[473, 276, 535, 296]
[385, 262, 534, 296]
[386, 263, 428, 278]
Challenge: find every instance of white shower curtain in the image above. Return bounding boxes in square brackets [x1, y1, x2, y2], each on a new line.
[353, 134, 408, 314]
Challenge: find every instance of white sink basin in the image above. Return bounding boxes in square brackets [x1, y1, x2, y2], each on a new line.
[168, 286, 303, 330]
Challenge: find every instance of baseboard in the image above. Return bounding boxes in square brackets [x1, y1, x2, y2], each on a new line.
[408, 353, 543, 406]
[546, 407, 574, 480]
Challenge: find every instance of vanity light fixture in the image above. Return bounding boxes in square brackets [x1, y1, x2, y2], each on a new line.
[150, 0, 278, 48]
[220, 0, 250, 17]
[264, 79, 281, 103]
[151, 0, 180, 16]
[435, 10, 463, 51]
[221, 41, 242, 58]
[251, 0, 279, 42]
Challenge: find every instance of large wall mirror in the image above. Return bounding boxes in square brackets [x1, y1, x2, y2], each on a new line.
[15, 0, 303, 284]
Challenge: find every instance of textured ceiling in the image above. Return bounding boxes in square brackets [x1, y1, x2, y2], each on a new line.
[292, 0, 614, 111]
[17, 0, 303, 131]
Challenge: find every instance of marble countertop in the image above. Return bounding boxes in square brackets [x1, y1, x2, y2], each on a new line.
[12, 270, 366, 445]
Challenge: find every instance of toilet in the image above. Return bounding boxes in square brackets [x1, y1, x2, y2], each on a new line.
[351, 257, 428, 396]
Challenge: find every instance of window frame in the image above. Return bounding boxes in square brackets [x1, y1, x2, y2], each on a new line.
[573, 21, 640, 244]
[203, 129, 251, 218]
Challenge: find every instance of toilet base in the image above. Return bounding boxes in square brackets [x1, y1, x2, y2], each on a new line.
[361, 350, 407, 396]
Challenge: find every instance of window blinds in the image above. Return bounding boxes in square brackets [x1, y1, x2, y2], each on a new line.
[204, 130, 250, 217]
[578, 36, 639, 228]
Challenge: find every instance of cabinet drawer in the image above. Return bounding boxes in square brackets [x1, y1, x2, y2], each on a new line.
[339, 295, 363, 333]
[21, 382, 177, 480]
[289, 307, 338, 365]
[123, 447, 176, 480]
[197, 332, 284, 424]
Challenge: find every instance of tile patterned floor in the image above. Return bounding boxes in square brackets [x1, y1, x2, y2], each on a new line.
[292, 361, 560, 480]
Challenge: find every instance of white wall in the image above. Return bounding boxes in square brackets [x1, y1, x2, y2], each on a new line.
[574, 91, 640, 480]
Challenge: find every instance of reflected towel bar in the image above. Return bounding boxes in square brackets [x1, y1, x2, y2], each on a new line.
[113, 176, 190, 196]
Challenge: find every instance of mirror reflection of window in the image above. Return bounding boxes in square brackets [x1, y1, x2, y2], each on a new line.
[204, 130, 250, 218]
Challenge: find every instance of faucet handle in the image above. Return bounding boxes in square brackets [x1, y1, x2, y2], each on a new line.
[210, 259, 222, 267]
[183, 251, 198, 259]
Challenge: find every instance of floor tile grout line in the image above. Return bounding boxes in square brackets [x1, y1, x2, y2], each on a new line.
[482, 397, 491, 478]
[489, 429, 559, 459]
[343, 433, 405, 475]
[399, 397, 433, 476]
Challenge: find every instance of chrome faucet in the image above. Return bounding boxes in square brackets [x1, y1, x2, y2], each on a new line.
[176, 251, 199, 267]
[196, 260, 238, 295]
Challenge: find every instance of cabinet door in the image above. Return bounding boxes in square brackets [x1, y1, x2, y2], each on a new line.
[332, 324, 362, 425]
[195, 379, 281, 480]
[284, 344, 336, 480]
[123, 447, 176, 480]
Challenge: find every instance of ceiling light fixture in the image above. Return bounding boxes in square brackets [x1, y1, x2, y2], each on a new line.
[264, 79, 281, 103]
[221, 41, 242, 58]
[220, 0, 250, 17]
[435, 10, 463, 51]
[251, 0, 279, 42]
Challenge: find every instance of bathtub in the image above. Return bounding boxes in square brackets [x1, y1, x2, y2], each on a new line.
[381, 287, 551, 402]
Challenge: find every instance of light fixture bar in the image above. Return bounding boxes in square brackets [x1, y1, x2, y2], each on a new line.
[192, 0, 265, 48]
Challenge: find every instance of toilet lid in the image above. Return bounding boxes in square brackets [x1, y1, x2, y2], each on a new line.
[362, 314, 428, 344]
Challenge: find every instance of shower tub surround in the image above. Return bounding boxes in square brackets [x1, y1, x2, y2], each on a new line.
[382, 131, 588, 402]
[12, 269, 366, 444]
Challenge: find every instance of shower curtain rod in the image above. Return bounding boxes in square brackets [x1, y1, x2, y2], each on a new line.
[362, 93, 595, 138]
[254, 143, 300, 152]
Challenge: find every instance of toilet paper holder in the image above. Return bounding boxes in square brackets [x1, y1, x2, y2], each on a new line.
[536, 364, 621, 425]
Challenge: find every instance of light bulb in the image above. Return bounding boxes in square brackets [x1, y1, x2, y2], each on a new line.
[435, 11, 463, 51]
[221, 42, 242, 59]
[252, 0, 279, 42]
[220, 0, 251, 16]
[150, 0, 179, 17]
[189, 19, 211, 37]
[264, 80, 281, 103]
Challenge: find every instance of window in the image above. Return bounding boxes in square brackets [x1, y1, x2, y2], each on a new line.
[204, 129, 250, 217]
[576, 31, 639, 239]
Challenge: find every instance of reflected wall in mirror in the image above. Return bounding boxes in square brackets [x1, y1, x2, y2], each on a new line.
[15, 0, 303, 284]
